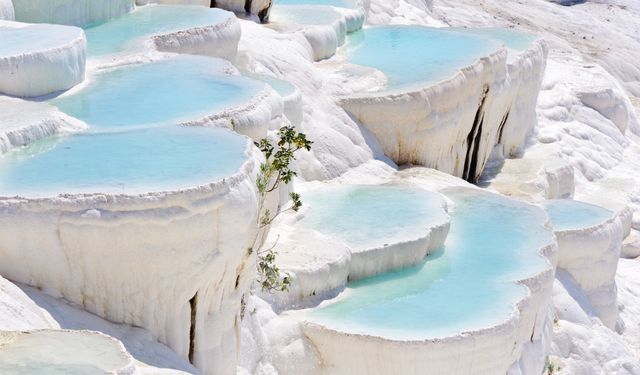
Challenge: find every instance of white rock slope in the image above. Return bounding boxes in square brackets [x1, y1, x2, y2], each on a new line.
[0, 276, 59, 331]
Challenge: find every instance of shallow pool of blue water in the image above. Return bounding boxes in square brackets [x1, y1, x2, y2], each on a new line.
[544, 199, 613, 231]
[84, 5, 230, 57]
[300, 185, 448, 250]
[300, 188, 553, 340]
[0, 23, 80, 57]
[244, 74, 297, 97]
[345, 26, 502, 90]
[0, 126, 248, 197]
[0, 55, 266, 197]
[451, 27, 539, 61]
[51, 56, 265, 130]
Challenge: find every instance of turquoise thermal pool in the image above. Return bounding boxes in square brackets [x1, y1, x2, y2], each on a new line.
[451, 27, 539, 61]
[299, 188, 553, 340]
[270, 5, 344, 26]
[0, 55, 267, 198]
[84, 5, 231, 57]
[51, 56, 265, 130]
[0, 23, 80, 56]
[299, 185, 448, 250]
[275, 0, 358, 8]
[452, 28, 538, 52]
[244, 74, 297, 97]
[345, 26, 503, 90]
[544, 199, 614, 232]
[0, 126, 248, 197]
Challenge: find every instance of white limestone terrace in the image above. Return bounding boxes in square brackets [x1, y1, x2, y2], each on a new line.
[263, 184, 450, 310]
[298, 185, 449, 280]
[267, 1, 364, 61]
[0, 330, 143, 374]
[274, 0, 365, 32]
[49, 55, 284, 141]
[336, 25, 548, 183]
[1, 1, 637, 373]
[2, 271, 197, 373]
[286, 187, 557, 374]
[544, 199, 623, 330]
[11, 0, 134, 27]
[0, 96, 87, 155]
[245, 73, 304, 126]
[83, 4, 241, 63]
[0, 55, 285, 375]
[0, 21, 86, 97]
[401, 1, 640, 371]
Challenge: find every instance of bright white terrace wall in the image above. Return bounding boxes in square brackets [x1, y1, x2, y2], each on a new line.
[0, 96, 87, 155]
[0, 21, 86, 98]
[150, 9, 242, 61]
[0, 146, 262, 375]
[11, 0, 134, 27]
[301, 242, 558, 375]
[340, 41, 548, 183]
[263, 210, 449, 311]
[554, 215, 623, 329]
[0, 0, 14, 20]
[499, 43, 549, 158]
[272, 6, 364, 62]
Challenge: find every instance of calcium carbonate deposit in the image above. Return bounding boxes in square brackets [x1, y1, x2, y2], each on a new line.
[1, 0, 640, 375]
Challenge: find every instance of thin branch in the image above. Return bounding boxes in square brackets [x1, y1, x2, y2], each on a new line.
[257, 234, 281, 255]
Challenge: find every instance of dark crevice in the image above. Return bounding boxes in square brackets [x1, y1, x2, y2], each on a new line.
[497, 110, 510, 145]
[463, 103, 483, 181]
[257, 1, 272, 22]
[463, 85, 490, 183]
[530, 312, 538, 342]
[466, 113, 484, 183]
[210, 0, 272, 23]
[188, 293, 198, 364]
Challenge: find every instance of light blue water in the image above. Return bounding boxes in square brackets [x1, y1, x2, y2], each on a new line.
[300, 188, 553, 340]
[270, 5, 343, 26]
[451, 28, 538, 52]
[0, 126, 248, 197]
[544, 199, 613, 231]
[0, 24, 80, 57]
[244, 73, 297, 97]
[345, 26, 502, 90]
[300, 186, 448, 251]
[275, 0, 357, 8]
[84, 5, 230, 57]
[51, 56, 265, 130]
[451, 27, 539, 62]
